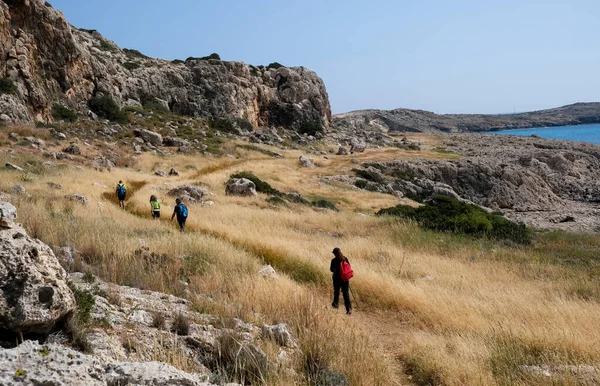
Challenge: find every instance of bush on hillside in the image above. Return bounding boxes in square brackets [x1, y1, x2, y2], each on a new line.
[88, 95, 128, 123]
[312, 199, 339, 212]
[352, 168, 386, 183]
[209, 118, 239, 134]
[267, 62, 284, 70]
[123, 61, 140, 71]
[123, 48, 149, 59]
[51, 104, 78, 122]
[139, 91, 168, 112]
[186, 53, 221, 62]
[0, 78, 16, 95]
[377, 195, 531, 244]
[230, 171, 280, 195]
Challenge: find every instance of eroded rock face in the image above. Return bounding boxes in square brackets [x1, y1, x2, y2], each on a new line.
[225, 178, 257, 197]
[0, 0, 331, 131]
[0, 214, 76, 334]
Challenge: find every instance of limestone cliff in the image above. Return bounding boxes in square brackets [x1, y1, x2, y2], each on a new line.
[0, 0, 332, 130]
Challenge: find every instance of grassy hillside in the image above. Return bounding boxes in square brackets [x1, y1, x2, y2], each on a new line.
[1, 127, 599, 385]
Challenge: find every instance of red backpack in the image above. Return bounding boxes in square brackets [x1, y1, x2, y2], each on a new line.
[340, 259, 353, 282]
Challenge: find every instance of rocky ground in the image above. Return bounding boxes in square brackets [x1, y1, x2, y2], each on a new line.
[0, 203, 297, 385]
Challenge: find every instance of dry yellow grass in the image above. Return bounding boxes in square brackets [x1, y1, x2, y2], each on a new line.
[1, 133, 599, 385]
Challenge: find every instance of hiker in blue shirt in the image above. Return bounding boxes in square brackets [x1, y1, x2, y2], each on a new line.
[171, 198, 188, 232]
[116, 180, 127, 209]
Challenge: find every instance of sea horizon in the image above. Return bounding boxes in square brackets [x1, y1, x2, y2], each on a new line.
[493, 123, 600, 145]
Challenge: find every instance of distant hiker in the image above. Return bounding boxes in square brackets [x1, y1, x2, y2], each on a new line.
[171, 198, 188, 232]
[150, 195, 160, 219]
[116, 180, 127, 209]
[330, 247, 353, 315]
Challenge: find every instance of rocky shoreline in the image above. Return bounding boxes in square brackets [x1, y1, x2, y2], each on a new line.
[334, 103, 600, 134]
[346, 133, 600, 232]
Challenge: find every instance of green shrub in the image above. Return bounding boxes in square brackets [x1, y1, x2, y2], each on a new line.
[377, 195, 531, 244]
[0, 78, 16, 95]
[267, 62, 284, 70]
[171, 59, 185, 65]
[354, 179, 368, 189]
[352, 169, 385, 183]
[209, 118, 240, 134]
[249, 65, 260, 76]
[88, 95, 128, 123]
[123, 61, 140, 71]
[266, 196, 286, 206]
[138, 91, 168, 112]
[98, 39, 116, 52]
[68, 283, 95, 325]
[123, 48, 149, 59]
[312, 199, 339, 211]
[186, 53, 221, 61]
[298, 120, 323, 136]
[51, 104, 78, 122]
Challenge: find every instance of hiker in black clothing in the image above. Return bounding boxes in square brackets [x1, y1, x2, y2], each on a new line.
[330, 247, 352, 315]
[171, 198, 188, 232]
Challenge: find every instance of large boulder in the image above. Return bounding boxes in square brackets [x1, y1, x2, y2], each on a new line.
[299, 155, 315, 168]
[168, 185, 209, 203]
[226, 178, 257, 197]
[0, 202, 17, 228]
[140, 129, 163, 147]
[0, 208, 76, 334]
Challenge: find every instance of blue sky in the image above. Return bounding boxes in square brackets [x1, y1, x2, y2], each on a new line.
[51, 0, 600, 114]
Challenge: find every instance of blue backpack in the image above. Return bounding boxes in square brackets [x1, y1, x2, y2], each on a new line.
[117, 184, 126, 196]
[179, 204, 188, 218]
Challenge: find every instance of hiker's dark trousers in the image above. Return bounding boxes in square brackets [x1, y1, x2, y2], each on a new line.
[332, 279, 351, 312]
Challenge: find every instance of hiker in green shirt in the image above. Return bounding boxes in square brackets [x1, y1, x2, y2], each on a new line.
[149, 195, 160, 219]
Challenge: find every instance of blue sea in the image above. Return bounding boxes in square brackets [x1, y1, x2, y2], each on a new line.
[493, 124, 600, 145]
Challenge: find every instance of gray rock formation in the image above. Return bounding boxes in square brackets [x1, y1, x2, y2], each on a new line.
[299, 155, 315, 168]
[365, 134, 600, 232]
[64, 194, 89, 205]
[0, 341, 222, 386]
[168, 185, 209, 203]
[63, 143, 81, 155]
[0, 210, 76, 334]
[225, 178, 257, 197]
[0, 201, 17, 228]
[0, 0, 331, 131]
[262, 324, 297, 348]
[5, 162, 23, 171]
[140, 129, 163, 147]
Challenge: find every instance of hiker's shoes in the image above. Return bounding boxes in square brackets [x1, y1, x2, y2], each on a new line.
[332, 303, 339, 309]
[346, 309, 352, 315]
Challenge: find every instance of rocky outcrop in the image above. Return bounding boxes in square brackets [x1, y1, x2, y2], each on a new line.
[0, 203, 76, 334]
[0, 340, 222, 386]
[362, 135, 600, 232]
[0, 201, 17, 228]
[225, 178, 257, 197]
[168, 185, 210, 203]
[299, 155, 315, 168]
[334, 103, 600, 134]
[0, 0, 331, 130]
